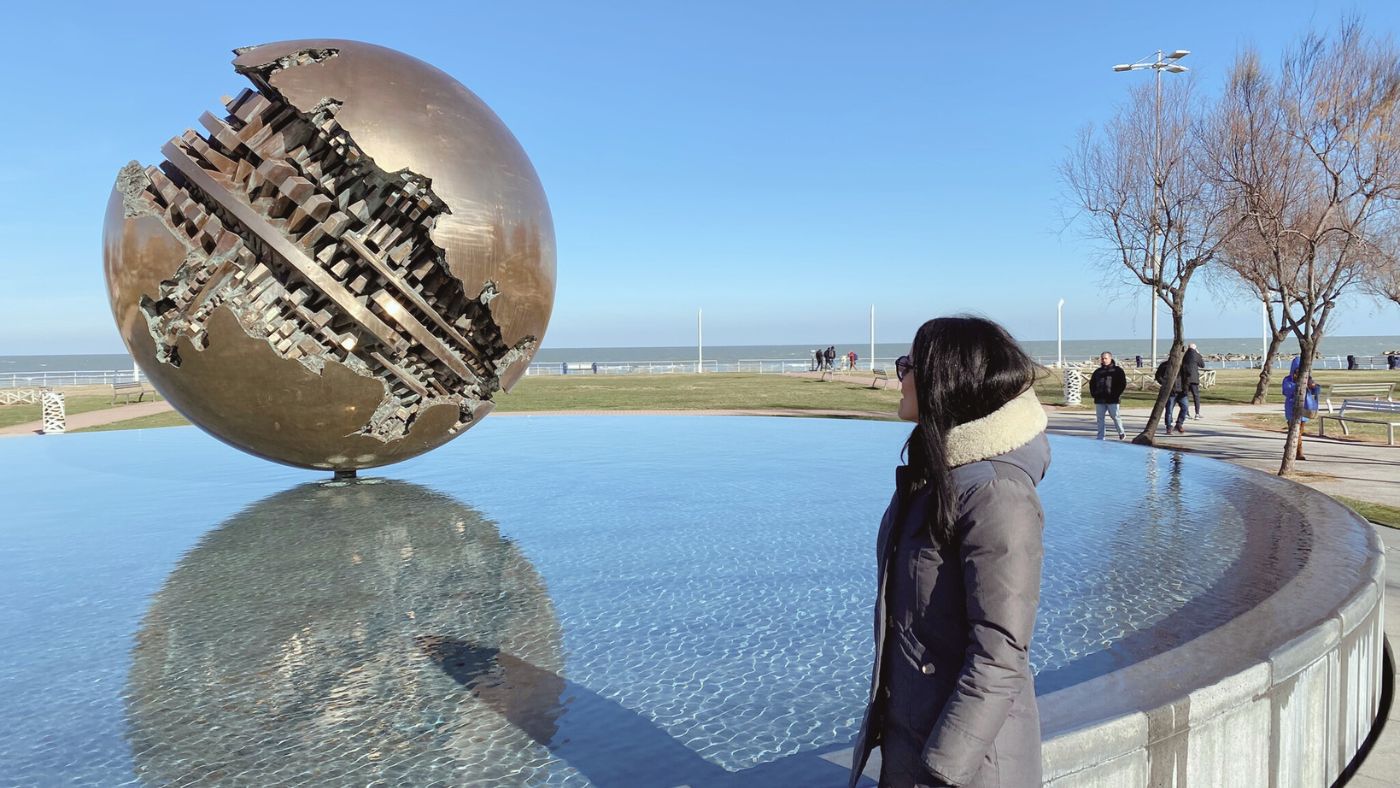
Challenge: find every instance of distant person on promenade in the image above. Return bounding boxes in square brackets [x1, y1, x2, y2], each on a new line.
[1182, 343, 1206, 420]
[1155, 358, 1189, 434]
[812, 349, 821, 372]
[1134, 354, 1143, 368]
[1282, 356, 1320, 461]
[850, 315, 1047, 788]
[1090, 352, 1127, 440]
[826, 346, 836, 371]
[848, 350, 858, 370]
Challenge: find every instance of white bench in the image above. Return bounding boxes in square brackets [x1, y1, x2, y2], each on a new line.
[110, 381, 158, 404]
[870, 369, 891, 389]
[1322, 382, 1394, 412]
[1319, 399, 1400, 445]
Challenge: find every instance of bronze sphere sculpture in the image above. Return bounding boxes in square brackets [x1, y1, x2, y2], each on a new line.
[103, 40, 555, 472]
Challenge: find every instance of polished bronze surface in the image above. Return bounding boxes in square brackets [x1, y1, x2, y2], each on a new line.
[104, 40, 555, 471]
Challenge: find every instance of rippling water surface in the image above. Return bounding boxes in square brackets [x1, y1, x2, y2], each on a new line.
[0, 417, 1283, 785]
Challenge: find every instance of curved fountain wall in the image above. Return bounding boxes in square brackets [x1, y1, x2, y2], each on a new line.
[1038, 457, 1385, 786]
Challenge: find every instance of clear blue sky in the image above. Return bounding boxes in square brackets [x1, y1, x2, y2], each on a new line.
[2, 0, 1398, 354]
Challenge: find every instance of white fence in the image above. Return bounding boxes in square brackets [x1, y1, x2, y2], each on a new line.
[1, 369, 143, 389]
[522, 358, 904, 376]
[1037, 355, 1397, 371]
[2, 354, 1393, 389]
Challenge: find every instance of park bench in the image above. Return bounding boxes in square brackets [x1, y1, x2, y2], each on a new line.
[110, 381, 158, 405]
[870, 368, 891, 389]
[1319, 399, 1400, 446]
[1321, 382, 1394, 412]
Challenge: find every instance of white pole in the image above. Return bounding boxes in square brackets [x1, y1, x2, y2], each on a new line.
[869, 304, 875, 371]
[1151, 51, 1162, 371]
[1057, 299, 1065, 367]
[697, 308, 703, 374]
[1149, 279, 1158, 370]
[1261, 298, 1269, 369]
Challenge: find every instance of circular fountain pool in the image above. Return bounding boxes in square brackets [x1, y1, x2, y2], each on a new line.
[0, 416, 1382, 786]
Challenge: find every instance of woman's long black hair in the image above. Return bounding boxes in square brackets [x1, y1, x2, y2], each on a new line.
[902, 316, 1039, 544]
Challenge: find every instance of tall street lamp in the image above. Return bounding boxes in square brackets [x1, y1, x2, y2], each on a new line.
[1113, 49, 1189, 370]
[1057, 298, 1065, 368]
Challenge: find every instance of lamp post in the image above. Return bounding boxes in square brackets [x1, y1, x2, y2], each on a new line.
[1057, 299, 1065, 368]
[869, 304, 875, 371]
[1114, 49, 1189, 370]
[697, 308, 703, 373]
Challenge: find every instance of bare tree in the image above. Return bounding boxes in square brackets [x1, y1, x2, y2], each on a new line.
[1360, 216, 1400, 307]
[1213, 227, 1292, 403]
[1063, 79, 1239, 444]
[1205, 22, 1400, 475]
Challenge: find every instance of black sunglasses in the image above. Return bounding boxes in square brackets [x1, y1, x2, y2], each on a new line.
[895, 355, 913, 381]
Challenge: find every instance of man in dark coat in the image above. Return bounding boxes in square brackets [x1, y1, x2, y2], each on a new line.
[1181, 343, 1206, 420]
[1155, 357, 1189, 434]
[826, 346, 836, 371]
[1089, 352, 1127, 440]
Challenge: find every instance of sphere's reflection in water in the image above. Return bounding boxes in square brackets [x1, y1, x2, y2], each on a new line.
[125, 481, 567, 784]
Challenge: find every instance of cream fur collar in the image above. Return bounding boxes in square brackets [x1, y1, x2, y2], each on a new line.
[944, 388, 1047, 468]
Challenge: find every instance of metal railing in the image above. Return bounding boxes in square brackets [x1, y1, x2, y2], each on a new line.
[1, 369, 143, 389]
[1038, 355, 1398, 371]
[521, 358, 903, 376]
[4, 354, 1393, 389]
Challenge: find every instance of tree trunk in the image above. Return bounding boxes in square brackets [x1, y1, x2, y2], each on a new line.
[1278, 337, 1317, 476]
[1250, 327, 1288, 405]
[1132, 306, 1188, 446]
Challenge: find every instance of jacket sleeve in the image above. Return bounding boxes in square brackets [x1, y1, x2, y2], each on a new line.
[921, 479, 1044, 785]
[1111, 368, 1126, 399]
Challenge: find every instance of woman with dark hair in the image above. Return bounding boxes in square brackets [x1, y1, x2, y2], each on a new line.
[849, 316, 1049, 788]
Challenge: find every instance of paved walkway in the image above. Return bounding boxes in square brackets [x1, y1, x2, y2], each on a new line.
[0, 399, 173, 437]
[1352, 524, 1400, 786]
[1047, 402, 1400, 508]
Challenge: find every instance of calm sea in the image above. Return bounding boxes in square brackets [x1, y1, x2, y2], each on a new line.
[3, 336, 1397, 373]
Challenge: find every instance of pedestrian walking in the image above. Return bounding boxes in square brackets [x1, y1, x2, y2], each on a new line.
[1182, 343, 1206, 419]
[850, 315, 1047, 788]
[812, 349, 821, 372]
[825, 346, 836, 371]
[1089, 352, 1127, 440]
[1282, 356, 1320, 461]
[1155, 358, 1189, 434]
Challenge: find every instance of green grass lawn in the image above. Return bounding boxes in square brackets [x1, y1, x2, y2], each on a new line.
[73, 410, 190, 433]
[1230, 411, 1397, 446]
[1333, 495, 1400, 529]
[493, 373, 902, 413]
[65, 374, 903, 433]
[0, 394, 160, 429]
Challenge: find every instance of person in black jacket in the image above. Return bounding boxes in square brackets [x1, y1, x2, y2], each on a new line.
[1155, 357, 1189, 434]
[1181, 343, 1207, 420]
[1089, 352, 1127, 440]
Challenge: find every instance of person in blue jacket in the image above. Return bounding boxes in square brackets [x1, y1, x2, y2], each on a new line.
[1281, 356, 1320, 461]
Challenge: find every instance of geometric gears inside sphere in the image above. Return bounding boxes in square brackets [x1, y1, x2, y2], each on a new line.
[103, 40, 555, 471]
